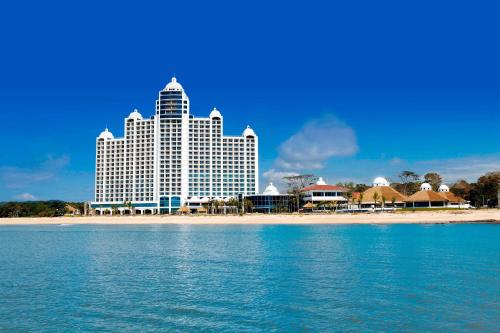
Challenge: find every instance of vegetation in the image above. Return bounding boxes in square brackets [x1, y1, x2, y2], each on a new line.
[283, 174, 318, 212]
[353, 184, 369, 193]
[243, 198, 254, 213]
[395, 171, 421, 196]
[450, 171, 500, 208]
[424, 172, 443, 191]
[0, 201, 76, 218]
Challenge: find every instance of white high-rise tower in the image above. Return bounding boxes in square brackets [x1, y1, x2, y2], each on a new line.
[92, 77, 258, 214]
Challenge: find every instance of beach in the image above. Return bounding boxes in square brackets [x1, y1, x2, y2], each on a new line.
[1, 209, 498, 225]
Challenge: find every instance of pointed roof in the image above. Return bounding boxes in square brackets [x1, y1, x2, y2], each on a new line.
[303, 202, 316, 209]
[406, 190, 449, 202]
[438, 191, 466, 203]
[355, 186, 407, 203]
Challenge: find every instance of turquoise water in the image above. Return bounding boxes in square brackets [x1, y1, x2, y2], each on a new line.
[0, 224, 499, 332]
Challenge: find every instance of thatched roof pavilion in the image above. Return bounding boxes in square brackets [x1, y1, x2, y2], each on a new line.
[437, 191, 466, 203]
[405, 184, 449, 207]
[178, 205, 190, 214]
[303, 202, 316, 209]
[406, 190, 449, 202]
[353, 186, 407, 204]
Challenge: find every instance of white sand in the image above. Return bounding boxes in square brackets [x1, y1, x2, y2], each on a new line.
[0, 210, 499, 225]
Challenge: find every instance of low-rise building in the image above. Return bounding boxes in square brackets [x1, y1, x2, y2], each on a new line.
[300, 177, 349, 209]
[353, 177, 407, 209]
[405, 183, 449, 208]
[245, 183, 295, 213]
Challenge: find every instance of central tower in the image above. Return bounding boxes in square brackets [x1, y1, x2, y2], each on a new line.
[155, 77, 191, 212]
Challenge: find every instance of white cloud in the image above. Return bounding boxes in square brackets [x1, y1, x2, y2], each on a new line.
[14, 193, 37, 201]
[275, 116, 358, 170]
[0, 155, 70, 190]
[262, 169, 299, 191]
[389, 157, 405, 165]
[416, 155, 500, 182]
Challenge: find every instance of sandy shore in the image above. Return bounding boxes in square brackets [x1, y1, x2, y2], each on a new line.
[0, 210, 499, 225]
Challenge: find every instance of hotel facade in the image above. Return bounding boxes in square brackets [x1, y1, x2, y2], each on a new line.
[92, 77, 258, 214]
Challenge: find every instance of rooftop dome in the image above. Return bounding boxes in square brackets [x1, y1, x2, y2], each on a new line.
[316, 177, 327, 185]
[263, 183, 280, 195]
[98, 127, 114, 140]
[421, 183, 432, 191]
[373, 177, 389, 187]
[243, 125, 256, 137]
[438, 184, 450, 192]
[210, 107, 222, 118]
[127, 108, 143, 120]
[164, 77, 183, 91]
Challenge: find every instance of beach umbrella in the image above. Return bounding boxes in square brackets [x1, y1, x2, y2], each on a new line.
[178, 205, 190, 214]
[303, 202, 316, 209]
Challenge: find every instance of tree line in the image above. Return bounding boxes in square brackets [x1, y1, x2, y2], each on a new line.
[285, 171, 500, 208]
[0, 201, 84, 218]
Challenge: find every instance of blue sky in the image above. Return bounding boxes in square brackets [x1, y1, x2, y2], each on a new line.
[0, 1, 499, 201]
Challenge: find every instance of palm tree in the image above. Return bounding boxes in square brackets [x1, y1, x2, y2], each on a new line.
[372, 192, 379, 209]
[391, 196, 396, 208]
[381, 196, 387, 210]
[124, 201, 134, 215]
[357, 193, 364, 209]
[244, 198, 253, 213]
[111, 204, 119, 215]
[344, 191, 353, 209]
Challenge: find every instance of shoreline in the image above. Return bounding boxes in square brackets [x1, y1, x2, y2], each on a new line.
[0, 210, 499, 225]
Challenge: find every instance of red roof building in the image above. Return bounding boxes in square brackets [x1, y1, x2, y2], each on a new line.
[300, 177, 349, 203]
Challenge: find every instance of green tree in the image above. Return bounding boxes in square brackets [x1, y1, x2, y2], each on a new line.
[336, 181, 354, 190]
[424, 172, 443, 191]
[398, 171, 420, 196]
[353, 184, 369, 192]
[476, 172, 500, 207]
[243, 198, 254, 213]
[283, 174, 318, 212]
[357, 193, 364, 208]
[372, 192, 379, 207]
[450, 180, 471, 198]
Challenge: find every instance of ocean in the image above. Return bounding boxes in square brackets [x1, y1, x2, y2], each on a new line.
[0, 223, 498, 332]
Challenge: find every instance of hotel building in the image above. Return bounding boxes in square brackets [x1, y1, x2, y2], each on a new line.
[92, 77, 258, 214]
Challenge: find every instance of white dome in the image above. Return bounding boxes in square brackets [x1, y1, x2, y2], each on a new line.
[98, 128, 114, 140]
[263, 183, 280, 195]
[316, 177, 327, 185]
[210, 107, 222, 118]
[421, 183, 432, 191]
[373, 177, 389, 187]
[243, 125, 256, 137]
[127, 108, 143, 120]
[164, 77, 183, 91]
[438, 184, 450, 192]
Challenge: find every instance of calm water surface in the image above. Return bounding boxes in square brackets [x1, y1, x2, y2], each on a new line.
[0, 223, 499, 332]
